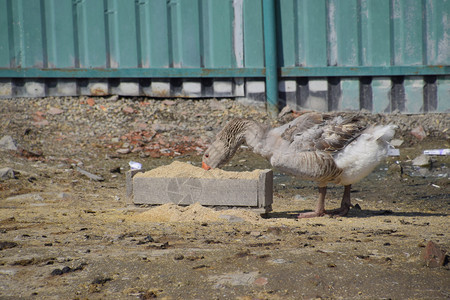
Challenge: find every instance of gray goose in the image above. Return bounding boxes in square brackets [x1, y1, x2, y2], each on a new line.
[202, 112, 396, 218]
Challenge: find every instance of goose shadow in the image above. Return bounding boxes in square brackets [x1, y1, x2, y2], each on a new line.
[264, 209, 449, 219]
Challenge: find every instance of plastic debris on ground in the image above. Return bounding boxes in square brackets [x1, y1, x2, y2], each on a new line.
[129, 161, 142, 170]
[423, 149, 450, 156]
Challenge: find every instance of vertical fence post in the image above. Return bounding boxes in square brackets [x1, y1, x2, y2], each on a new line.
[262, 0, 279, 117]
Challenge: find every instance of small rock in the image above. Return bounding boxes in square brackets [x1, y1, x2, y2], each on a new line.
[123, 106, 135, 114]
[271, 258, 287, 264]
[76, 167, 104, 181]
[109, 167, 121, 173]
[422, 241, 447, 268]
[0, 136, 18, 151]
[51, 269, 64, 276]
[0, 168, 15, 181]
[162, 99, 176, 106]
[137, 235, 155, 245]
[412, 154, 431, 167]
[33, 120, 50, 127]
[253, 277, 268, 286]
[87, 98, 95, 106]
[144, 235, 155, 243]
[50, 266, 74, 276]
[390, 139, 404, 147]
[57, 192, 73, 200]
[151, 123, 170, 133]
[47, 107, 64, 115]
[107, 95, 119, 101]
[116, 148, 130, 154]
[411, 125, 426, 141]
[250, 231, 262, 237]
[91, 276, 112, 285]
[33, 111, 46, 121]
[0, 241, 18, 250]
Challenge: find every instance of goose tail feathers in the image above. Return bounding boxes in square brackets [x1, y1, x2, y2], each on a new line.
[366, 124, 397, 142]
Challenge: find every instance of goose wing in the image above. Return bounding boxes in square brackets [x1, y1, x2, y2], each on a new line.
[282, 112, 365, 152]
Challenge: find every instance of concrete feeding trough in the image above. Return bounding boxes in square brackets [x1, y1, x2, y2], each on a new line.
[126, 161, 273, 213]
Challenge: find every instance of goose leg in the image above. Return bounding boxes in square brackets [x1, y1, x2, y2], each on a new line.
[326, 185, 352, 216]
[297, 186, 327, 218]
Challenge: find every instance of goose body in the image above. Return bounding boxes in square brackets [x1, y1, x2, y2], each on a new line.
[202, 112, 396, 218]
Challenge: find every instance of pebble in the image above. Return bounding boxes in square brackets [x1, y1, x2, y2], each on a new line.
[91, 276, 112, 285]
[110, 166, 121, 173]
[76, 167, 104, 181]
[86, 98, 95, 106]
[51, 269, 64, 276]
[0, 167, 15, 181]
[51, 264, 85, 276]
[253, 277, 268, 286]
[47, 107, 64, 115]
[390, 139, 404, 147]
[0, 241, 18, 250]
[412, 154, 431, 167]
[162, 99, 176, 106]
[422, 241, 447, 268]
[57, 192, 73, 199]
[116, 148, 131, 154]
[122, 106, 135, 114]
[0, 135, 18, 151]
[250, 231, 262, 237]
[271, 258, 288, 264]
[411, 125, 427, 141]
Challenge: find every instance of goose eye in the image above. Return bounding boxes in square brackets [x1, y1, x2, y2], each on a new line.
[205, 154, 209, 158]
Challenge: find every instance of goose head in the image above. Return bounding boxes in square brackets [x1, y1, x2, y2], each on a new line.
[202, 139, 233, 170]
[202, 119, 251, 170]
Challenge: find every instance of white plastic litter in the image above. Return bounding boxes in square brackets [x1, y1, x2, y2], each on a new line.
[423, 149, 450, 156]
[387, 148, 400, 156]
[129, 161, 142, 170]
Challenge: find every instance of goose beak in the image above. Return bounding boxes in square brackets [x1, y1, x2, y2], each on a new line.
[202, 161, 211, 170]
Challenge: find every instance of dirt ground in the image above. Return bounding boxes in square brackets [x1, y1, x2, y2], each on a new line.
[0, 97, 449, 299]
